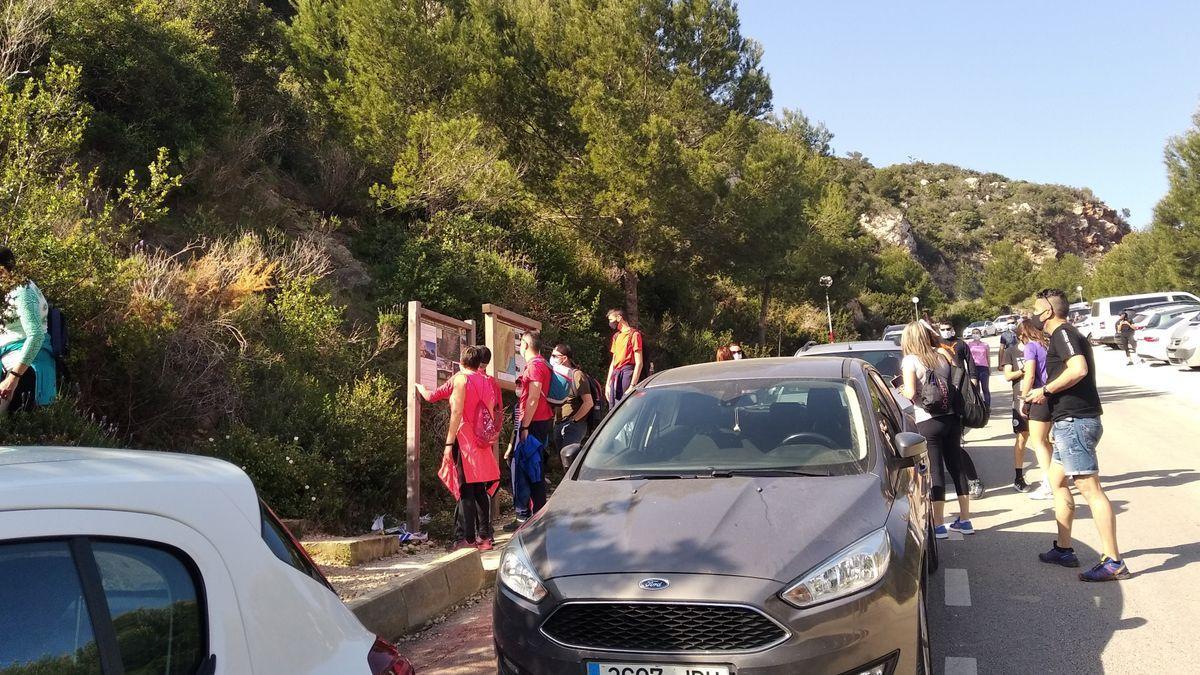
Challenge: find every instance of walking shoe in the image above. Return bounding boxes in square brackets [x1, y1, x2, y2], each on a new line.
[1029, 482, 1054, 500]
[1038, 541, 1080, 567]
[475, 538, 495, 551]
[449, 539, 477, 551]
[968, 479, 984, 499]
[1079, 557, 1131, 582]
[1013, 476, 1032, 493]
[934, 525, 948, 540]
[948, 518, 975, 535]
[501, 518, 526, 533]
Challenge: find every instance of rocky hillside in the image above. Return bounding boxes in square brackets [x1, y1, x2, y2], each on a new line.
[842, 159, 1131, 297]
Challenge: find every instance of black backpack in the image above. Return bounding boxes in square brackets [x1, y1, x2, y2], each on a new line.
[919, 363, 955, 417]
[953, 360, 990, 429]
[584, 372, 608, 431]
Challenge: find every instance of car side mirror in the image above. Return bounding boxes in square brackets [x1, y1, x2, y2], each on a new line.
[894, 432, 927, 466]
[560, 443, 582, 469]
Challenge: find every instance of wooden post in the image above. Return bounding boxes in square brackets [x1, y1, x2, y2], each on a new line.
[406, 301, 422, 533]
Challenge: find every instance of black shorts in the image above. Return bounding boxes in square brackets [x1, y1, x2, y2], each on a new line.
[1028, 402, 1052, 423]
[1012, 408, 1029, 433]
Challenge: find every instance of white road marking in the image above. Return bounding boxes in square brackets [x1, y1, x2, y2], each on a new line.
[944, 568, 972, 607]
[945, 657, 978, 675]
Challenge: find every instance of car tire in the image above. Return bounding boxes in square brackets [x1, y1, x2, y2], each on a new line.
[917, 555, 932, 675]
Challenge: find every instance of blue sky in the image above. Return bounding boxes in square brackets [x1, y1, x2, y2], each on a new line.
[737, 1, 1200, 228]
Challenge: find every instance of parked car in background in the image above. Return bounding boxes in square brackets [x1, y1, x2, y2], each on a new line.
[795, 341, 916, 431]
[881, 324, 906, 343]
[1088, 292, 1200, 347]
[495, 357, 936, 675]
[1137, 309, 1200, 364]
[1069, 302, 1091, 326]
[1168, 317, 1200, 369]
[994, 314, 1018, 332]
[984, 321, 997, 335]
[0, 447, 415, 675]
[966, 321, 993, 337]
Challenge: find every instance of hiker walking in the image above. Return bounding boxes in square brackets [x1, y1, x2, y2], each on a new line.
[605, 308, 644, 406]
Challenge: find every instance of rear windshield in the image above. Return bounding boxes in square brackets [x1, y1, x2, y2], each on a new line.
[808, 350, 902, 378]
[1111, 296, 1168, 314]
[578, 378, 869, 479]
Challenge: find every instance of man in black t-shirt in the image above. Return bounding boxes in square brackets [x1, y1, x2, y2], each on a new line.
[1024, 289, 1128, 582]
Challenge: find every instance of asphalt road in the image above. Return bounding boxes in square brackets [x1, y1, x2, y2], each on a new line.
[404, 338, 1200, 674]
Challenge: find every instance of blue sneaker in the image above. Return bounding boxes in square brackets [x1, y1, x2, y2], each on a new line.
[1038, 541, 1080, 568]
[948, 518, 975, 535]
[1079, 557, 1131, 582]
[934, 525, 948, 540]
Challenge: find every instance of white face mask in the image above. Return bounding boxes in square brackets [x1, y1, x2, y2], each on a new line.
[731, 352, 743, 360]
[550, 355, 563, 366]
[940, 330, 954, 340]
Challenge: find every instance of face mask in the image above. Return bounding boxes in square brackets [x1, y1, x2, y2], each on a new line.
[608, 319, 620, 331]
[940, 330, 954, 340]
[1031, 310, 1048, 331]
[732, 352, 743, 360]
[550, 355, 563, 366]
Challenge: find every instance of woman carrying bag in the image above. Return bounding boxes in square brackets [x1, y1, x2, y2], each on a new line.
[442, 346, 502, 551]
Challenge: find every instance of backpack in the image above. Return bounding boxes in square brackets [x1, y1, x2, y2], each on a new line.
[952, 361, 990, 429]
[469, 375, 502, 445]
[546, 362, 578, 406]
[48, 305, 68, 361]
[919, 362, 955, 417]
[584, 372, 607, 429]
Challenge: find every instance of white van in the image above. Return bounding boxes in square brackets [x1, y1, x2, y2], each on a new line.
[1089, 292, 1200, 347]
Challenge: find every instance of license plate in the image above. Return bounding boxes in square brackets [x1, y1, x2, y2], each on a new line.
[587, 663, 731, 675]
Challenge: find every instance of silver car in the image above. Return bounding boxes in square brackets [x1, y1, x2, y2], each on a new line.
[494, 357, 935, 674]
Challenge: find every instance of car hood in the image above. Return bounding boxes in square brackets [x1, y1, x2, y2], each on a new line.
[521, 474, 890, 583]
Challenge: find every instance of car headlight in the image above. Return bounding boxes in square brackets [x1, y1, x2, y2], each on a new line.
[781, 528, 891, 608]
[499, 539, 547, 603]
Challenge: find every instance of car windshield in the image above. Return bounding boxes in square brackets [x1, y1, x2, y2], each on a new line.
[577, 378, 870, 480]
[968, 322, 985, 328]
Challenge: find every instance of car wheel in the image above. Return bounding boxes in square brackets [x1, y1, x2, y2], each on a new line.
[918, 555, 932, 675]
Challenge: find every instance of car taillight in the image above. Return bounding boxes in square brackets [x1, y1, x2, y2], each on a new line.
[1143, 336, 1158, 342]
[368, 637, 415, 675]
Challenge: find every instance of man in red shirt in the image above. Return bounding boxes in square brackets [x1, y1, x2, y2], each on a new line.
[503, 331, 552, 530]
[605, 308, 644, 406]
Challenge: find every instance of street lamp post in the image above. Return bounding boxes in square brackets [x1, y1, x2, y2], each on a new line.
[819, 276, 834, 342]
[912, 296, 920, 321]
[1076, 285, 1084, 303]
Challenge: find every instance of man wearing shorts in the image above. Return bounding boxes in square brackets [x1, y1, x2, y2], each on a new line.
[1025, 289, 1129, 581]
[997, 339, 1031, 492]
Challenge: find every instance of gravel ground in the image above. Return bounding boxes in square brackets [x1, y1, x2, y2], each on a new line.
[320, 540, 449, 602]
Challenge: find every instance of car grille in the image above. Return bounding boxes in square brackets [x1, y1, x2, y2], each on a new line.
[541, 602, 787, 652]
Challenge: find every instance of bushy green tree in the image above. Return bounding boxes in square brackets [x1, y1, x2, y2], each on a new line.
[982, 241, 1036, 308]
[1154, 110, 1200, 292]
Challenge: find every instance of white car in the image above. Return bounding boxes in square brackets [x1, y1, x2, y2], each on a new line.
[994, 314, 1018, 332]
[1138, 310, 1200, 364]
[1088, 291, 1200, 347]
[984, 321, 997, 336]
[0, 447, 415, 675]
[1168, 318, 1200, 369]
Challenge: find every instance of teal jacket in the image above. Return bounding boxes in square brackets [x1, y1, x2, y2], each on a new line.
[0, 281, 57, 406]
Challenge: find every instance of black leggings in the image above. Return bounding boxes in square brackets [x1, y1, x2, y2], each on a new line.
[0, 368, 37, 414]
[919, 415, 968, 502]
[452, 443, 493, 543]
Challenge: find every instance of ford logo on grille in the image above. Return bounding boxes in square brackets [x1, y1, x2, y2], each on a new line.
[639, 578, 670, 591]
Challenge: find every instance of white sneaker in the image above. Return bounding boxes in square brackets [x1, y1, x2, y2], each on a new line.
[1029, 482, 1054, 500]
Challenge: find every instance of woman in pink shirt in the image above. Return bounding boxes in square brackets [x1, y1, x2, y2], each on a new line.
[442, 347, 502, 550]
[967, 330, 992, 409]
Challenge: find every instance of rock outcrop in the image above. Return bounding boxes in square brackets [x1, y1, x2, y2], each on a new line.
[858, 209, 918, 254]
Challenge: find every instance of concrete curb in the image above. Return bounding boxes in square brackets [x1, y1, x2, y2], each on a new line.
[349, 547, 488, 638]
[304, 535, 400, 567]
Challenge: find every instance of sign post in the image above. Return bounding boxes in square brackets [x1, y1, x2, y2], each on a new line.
[481, 304, 541, 519]
[406, 301, 475, 533]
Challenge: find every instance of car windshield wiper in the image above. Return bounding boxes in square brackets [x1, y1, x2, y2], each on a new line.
[597, 473, 690, 481]
[706, 468, 832, 478]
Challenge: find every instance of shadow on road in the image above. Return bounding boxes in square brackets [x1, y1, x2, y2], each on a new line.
[1096, 384, 1169, 402]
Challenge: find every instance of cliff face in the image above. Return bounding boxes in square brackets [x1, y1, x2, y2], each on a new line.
[848, 161, 1131, 295]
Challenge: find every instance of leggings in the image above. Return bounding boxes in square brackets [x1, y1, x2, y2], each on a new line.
[918, 415, 968, 502]
[0, 368, 37, 415]
[452, 443, 492, 543]
[974, 365, 991, 409]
